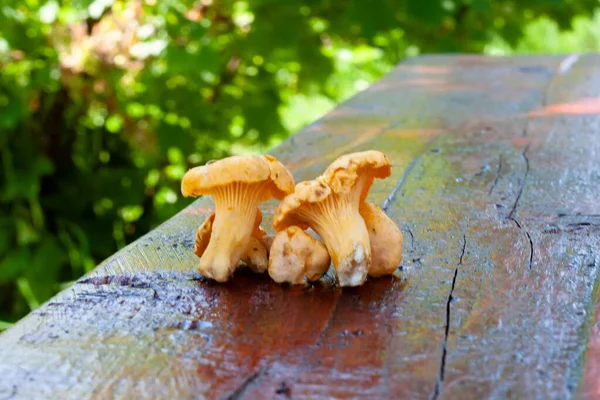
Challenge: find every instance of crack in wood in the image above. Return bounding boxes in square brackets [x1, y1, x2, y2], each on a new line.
[1, 368, 29, 400]
[510, 219, 534, 270]
[558, 213, 600, 218]
[381, 135, 445, 213]
[79, 274, 159, 299]
[79, 274, 151, 288]
[382, 156, 420, 212]
[224, 368, 265, 400]
[488, 155, 503, 195]
[406, 226, 415, 250]
[492, 146, 533, 271]
[275, 380, 292, 398]
[505, 144, 534, 271]
[432, 234, 466, 400]
[315, 292, 342, 343]
[521, 122, 530, 138]
[525, 230, 534, 270]
[0, 384, 17, 400]
[543, 224, 600, 234]
[508, 144, 530, 220]
[543, 214, 600, 234]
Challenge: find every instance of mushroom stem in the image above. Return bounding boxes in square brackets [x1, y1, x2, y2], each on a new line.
[268, 226, 331, 285]
[359, 201, 403, 277]
[311, 209, 371, 287]
[198, 182, 265, 282]
[297, 194, 371, 287]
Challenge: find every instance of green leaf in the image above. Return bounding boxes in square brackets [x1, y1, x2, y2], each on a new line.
[34, 157, 55, 176]
[126, 103, 145, 118]
[0, 219, 13, 256]
[156, 123, 195, 157]
[25, 237, 66, 305]
[0, 248, 29, 283]
[17, 278, 40, 311]
[15, 219, 40, 245]
[105, 114, 124, 133]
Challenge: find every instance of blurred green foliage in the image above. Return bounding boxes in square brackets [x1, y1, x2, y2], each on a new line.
[1, 0, 599, 328]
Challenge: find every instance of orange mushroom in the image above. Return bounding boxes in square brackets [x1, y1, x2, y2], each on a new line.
[359, 201, 403, 277]
[194, 211, 269, 274]
[251, 210, 273, 255]
[181, 155, 294, 282]
[268, 226, 331, 284]
[194, 212, 215, 258]
[273, 150, 391, 286]
[242, 237, 269, 274]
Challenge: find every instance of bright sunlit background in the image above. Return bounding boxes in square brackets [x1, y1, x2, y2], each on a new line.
[1, 0, 600, 329]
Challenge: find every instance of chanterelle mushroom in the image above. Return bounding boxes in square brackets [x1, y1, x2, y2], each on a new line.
[359, 201, 403, 277]
[242, 237, 269, 274]
[181, 155, 294, 282]
[251, 209, 273, 255]
[194, 211, 269, 274]
[268, 226, 331, 285]
[273, 150, 391, 286]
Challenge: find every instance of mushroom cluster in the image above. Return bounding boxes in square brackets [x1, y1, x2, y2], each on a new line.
[273, 150, 402, 286]
[181, 154, 294, 282]
[181, 150, 403, 286]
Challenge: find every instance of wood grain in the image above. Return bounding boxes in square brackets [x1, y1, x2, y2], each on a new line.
[1, 55, 599, 400]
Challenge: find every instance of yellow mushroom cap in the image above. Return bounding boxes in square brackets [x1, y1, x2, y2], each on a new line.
[321, 150, 391, 202]
[180, 154, 294, 200]
[262, 155, 295, 200]
[273, 150, 391, 230]
[272, 178, 331, 231]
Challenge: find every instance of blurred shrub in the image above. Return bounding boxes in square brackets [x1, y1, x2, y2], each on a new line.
[0, 0, 598, 328]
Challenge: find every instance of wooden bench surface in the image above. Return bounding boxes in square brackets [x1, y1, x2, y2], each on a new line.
[1, 55, 599, 400]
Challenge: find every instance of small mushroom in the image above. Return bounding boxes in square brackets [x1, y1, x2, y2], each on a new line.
[251, 210, 274, 255]
[359, 201, 403, 277]
[181, 155, 294, 282]
[242, 237, 269, 273]
[268, 226, 331, 284]
[194, 211, 269, 273]
[194, 213, 215, 258]
[273, 150, 391, 286]
[259, 233, 274, 255]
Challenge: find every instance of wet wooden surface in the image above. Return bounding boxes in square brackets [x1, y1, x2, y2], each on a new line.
[1, 55, 600, 400]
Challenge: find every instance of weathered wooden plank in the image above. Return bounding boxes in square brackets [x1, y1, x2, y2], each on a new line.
[426, 55, 600, 400]
[582, 282, 600, 399]
[0, 55, 599, 400]
[438, 54, 600, 400]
